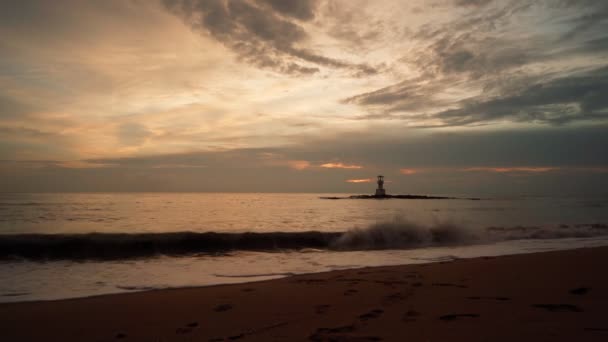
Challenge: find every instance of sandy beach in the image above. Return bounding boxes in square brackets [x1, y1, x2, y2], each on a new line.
[1, 246, 607, 341]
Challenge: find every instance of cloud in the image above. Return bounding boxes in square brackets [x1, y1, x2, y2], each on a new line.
[287, 160, 311, 170]
[0, 160, 116, 169]
[150, 163, 207, 169]
[343, 77, 454, 116]
[454, 0, 494, 7]
[344, 1, 608, 127]
[1, 0, 608, 196]
[555, 1, 608, 42]
[56, 161, 117, 169]
[2, 124, 607, 194]
[163, 0, 376, 76]
[0, 94, 37, 121]
[462, 167, 557, 173]
[320, 162, 363, 169]
[256, 0, 318, 21]
[431, 66, 608, 126]
[117, 123, 153, 147]
[399, 168, 418, 175]
[345, 178, 373, 183]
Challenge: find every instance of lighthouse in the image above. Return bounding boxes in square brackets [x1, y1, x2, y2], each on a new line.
[375, 175, 386, 197]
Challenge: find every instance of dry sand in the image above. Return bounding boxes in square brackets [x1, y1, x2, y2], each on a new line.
[1, 246, 607, 341]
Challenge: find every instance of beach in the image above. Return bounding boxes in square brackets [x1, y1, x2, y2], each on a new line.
[3, 0, 608, 340]
[1, 246, 607, 341]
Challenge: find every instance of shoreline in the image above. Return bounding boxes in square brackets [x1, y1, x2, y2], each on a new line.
[2, 246, 607, 341]
[4, 236, 607, 304]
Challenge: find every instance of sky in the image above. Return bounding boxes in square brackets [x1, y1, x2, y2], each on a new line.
[0, 0, 607, 195]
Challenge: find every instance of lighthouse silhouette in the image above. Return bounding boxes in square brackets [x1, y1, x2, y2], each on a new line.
[374, 175, 386, 197]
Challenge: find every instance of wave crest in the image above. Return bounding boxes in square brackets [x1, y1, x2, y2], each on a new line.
[333, 219, 478, 250]
[0, 221, 606, 261]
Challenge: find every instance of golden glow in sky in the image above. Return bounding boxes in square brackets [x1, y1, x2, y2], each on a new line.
[1, 0, 607, 193]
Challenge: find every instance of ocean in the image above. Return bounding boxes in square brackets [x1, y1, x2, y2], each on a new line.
[1, 192, 607, 302]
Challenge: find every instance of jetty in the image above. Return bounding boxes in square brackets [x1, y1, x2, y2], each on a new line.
[321, 175, 480, 200]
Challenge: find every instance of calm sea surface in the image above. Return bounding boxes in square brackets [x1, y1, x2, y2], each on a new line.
[1, 193, 607, 302]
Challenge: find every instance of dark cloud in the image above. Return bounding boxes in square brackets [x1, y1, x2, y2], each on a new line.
[416, 36, 531, 79]
[554, 1, 608, 42]
[317, 1, 391, 54]
[347, 0, 608, 126]
[408, 1, 536, 78]
[349, 65, 608, 126]
[432, 66, 608, 126]
[344, 77, 455, 114]
[256, 0, 317, 21]
[581, 36, 608, 53]
[454, 0, 494, 7]
[164, 0, 376, 76]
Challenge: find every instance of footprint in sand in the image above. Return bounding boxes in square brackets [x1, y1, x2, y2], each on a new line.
[309, 325, 364, 341]
[532, 304, 582, 312]
[403, 310, 421, 322]
[384, 292, 405, 302]
[175, 327, 192, 334]
[439, 313, 479, 321]
[175, 322, 198, 335]
[570, 287, 591, 295]
[344, 289, 358, 296]
[375, 280, 407, 287]
[315, 304, 330, 314]
[210, 334, 244, 341]
[359, 309, 384, 321]
[432, 283, 467, 288]
[467, 296, 510, 301]
[295, 279, 326, 284]
[214, 304, 233, 312]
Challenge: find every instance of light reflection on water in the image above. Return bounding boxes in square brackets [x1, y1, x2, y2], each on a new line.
[1, 193, 607, 234]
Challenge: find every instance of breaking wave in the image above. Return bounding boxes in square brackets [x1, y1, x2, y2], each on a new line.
[0, 231, 341, 260]
[332, 220, 479, 250]
[0, 221, 607, 261]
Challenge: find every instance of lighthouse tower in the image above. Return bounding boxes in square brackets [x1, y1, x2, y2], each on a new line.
[375, 175, 386, 197]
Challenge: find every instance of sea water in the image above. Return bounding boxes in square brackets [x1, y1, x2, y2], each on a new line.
[1, 192, 607, 302]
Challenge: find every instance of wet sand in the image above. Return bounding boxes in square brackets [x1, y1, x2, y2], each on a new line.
[1, 246, 607, 341]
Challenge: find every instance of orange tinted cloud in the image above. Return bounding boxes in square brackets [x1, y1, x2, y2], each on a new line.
[287, 160, 311, 170]
[463, 167, 557, 173]
[321, 162, 362, 169]
[345, 178, 373, 183]
[399, 168, 418, 175]
[57, 161, 116, 169]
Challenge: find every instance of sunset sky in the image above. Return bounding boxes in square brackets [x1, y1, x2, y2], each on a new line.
[1, 0, 607, 194]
